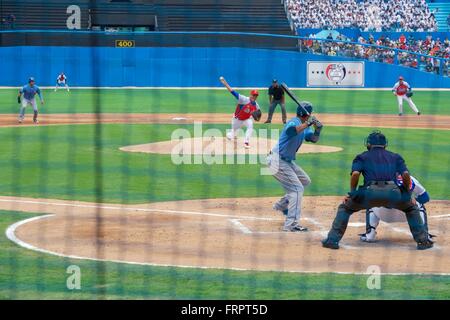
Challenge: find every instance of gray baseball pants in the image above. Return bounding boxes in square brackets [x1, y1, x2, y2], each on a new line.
[268, 155, 311, 229]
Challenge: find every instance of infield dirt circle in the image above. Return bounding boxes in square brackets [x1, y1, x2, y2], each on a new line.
[4, 196, 450, 275]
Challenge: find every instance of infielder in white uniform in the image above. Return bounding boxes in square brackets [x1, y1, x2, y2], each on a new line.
[360, 175, 433, 242]
[392, 76, 420, 116]
[55, 72, 70, 92]
[219, 77, 261, 149]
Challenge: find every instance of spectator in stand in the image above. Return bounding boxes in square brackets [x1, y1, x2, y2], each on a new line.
[285, 0, 437, 32]
[299, 33, 449, 75]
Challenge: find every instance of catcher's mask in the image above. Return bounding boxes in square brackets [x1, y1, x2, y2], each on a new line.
[365, 130, 388, 149]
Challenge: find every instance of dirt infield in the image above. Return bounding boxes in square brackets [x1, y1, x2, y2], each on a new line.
[4, 196, 449, 274]
[1, 113, 449, 130]
[120, 137, 343, 155]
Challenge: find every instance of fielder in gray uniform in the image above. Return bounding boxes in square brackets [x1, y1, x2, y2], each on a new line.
[17, 77, 44, 124]
[267, 102, 323, 232]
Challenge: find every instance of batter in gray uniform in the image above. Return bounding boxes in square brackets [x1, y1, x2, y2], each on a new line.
[267, 102, 323, 232]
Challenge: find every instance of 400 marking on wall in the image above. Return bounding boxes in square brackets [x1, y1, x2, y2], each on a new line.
[115, 40, 136, 48]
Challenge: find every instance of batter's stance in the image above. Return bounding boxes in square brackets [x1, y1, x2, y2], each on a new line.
[322, 131, 433, 250]
[17, 77, 44, 124]
[392, 76, 420, 116]
[268, 102, 323, 232]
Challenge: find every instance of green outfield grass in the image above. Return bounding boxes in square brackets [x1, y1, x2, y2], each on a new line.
[0, 123, 448, 202]
[1, 93, 449, 299]
[1, 211, 449, 300]
[1, 88, 449, 115]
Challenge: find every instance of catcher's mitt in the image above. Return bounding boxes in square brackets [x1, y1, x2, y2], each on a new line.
[406, 91, 413, 98]
[252, 109, 262, 121]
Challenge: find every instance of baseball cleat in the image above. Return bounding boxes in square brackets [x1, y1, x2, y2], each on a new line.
[417, 240, 433, 250]
[417, 112, 421, 115]
[283, 223, 308, 232]
[18, 118, 23, 124]
[264, 120, 271, 124]
[398, 113, 402, 116]
[33, 119, 39, 124]
[359, 228, 377, 242]
[244, 143, 250, 149]
[321, 238, 339, 249]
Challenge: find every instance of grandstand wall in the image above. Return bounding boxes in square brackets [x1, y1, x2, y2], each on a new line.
[1, 46, 448, 88]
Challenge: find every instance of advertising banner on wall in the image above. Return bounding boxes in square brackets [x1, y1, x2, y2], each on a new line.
[307, 61, 365, 87]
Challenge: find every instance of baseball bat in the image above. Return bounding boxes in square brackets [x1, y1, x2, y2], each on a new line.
[281, 82, 310, 116]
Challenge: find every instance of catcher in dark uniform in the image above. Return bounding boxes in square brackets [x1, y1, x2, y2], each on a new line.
[322, 131, 433, 250]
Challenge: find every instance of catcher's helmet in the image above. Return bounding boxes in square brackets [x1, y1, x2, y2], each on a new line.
[365, 130, 388, 149]
[297, 101, 313, 117]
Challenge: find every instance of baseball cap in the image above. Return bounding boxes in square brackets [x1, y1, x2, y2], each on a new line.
[29, 77, 35, 82]
[399, 76, 404, 80]
[250, 89, 259, 96]
[272, 79, 278, 83]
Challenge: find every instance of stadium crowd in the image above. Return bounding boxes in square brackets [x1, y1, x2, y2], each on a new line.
[285, 0, 437, 32]
[300, 33, 450, 76]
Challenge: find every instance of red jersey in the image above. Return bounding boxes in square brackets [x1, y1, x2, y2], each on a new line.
[234, 102, 258, 120]
[393, 81, 410, 96]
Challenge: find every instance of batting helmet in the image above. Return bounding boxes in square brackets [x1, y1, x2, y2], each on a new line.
[399, 76, 404, 81]
[250, 89, 259, 96]
[297, 101, 313, 117]
[365, 130, 388, 149]
[28, 77, 35, 83]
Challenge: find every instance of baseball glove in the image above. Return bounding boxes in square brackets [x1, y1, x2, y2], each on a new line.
[252, 109, 262, 121]
[17, 96, 21, 104]
[406, 91, 413, 98]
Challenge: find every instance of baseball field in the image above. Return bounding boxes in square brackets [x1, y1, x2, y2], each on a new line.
[0, 88, 449, 299]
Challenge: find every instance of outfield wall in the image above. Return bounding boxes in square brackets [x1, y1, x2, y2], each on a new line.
[1, 46, 449, 88]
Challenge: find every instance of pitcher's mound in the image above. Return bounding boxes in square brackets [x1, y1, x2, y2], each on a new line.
[120, 137, 343, 155]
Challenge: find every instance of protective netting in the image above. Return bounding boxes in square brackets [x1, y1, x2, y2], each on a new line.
[0, 0, 449, 300]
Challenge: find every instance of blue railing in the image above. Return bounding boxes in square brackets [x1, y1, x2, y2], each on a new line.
[296, 36, 449, 77]
[0, 29, 448, 77]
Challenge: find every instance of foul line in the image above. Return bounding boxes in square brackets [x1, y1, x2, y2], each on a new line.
[0, 198, 275, 221]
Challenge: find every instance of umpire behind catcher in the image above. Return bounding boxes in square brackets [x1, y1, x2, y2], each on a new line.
[265, 79, 287, 124]
[322, 131, 433, 250]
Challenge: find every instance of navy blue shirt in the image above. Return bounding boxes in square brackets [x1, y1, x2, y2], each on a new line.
[351, 147, 408, 185]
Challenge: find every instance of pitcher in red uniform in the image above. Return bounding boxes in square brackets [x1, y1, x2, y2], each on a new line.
[220, 77, 260, 149]
[392, 76, 420, 116]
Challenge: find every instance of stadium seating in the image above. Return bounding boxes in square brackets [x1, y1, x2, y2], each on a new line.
[1, 0, 292, 34]
[427, 0, 450, 32]
[0, 0, 156, 30]
[0, 0, 90, 30]
[285, 0, 437, 32]
[154, 0, 293, 34]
